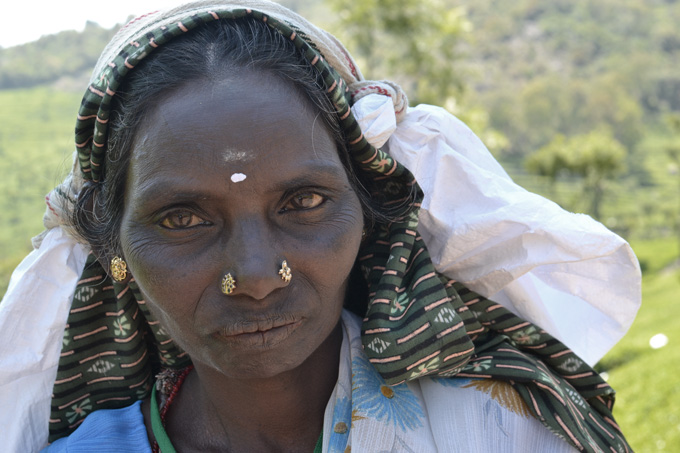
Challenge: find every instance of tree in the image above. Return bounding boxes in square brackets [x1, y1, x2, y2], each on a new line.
[524, 134, 571, 197]
[328, 0, 470, 106]
[526, 128, 626, 219]
[327, 0, 511, 154]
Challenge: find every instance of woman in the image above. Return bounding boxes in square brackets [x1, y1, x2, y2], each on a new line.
[0, 1, 639, 452]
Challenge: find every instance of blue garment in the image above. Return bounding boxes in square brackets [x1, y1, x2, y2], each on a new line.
[42, 401, 151, 452]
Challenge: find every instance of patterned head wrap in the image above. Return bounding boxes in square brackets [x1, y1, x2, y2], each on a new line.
[46, 1, 630, 451]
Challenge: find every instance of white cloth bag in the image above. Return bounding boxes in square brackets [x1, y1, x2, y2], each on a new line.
[354, 96, 641, 366]
[0, 228, 89, 452]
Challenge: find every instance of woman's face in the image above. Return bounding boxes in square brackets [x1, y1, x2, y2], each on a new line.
[119, 71, 364, 378]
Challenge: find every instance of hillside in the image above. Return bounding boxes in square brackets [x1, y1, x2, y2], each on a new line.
[0, 21, 118, 91]
[461, 0, 680, 156]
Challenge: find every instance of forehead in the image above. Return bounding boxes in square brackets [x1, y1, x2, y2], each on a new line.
[127, 71, 345, 188]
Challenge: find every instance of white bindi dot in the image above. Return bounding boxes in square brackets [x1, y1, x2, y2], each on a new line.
[231, 173, 247, 183]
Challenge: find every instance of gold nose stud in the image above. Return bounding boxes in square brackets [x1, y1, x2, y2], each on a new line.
[278, 261, 292, 283]
[221, 273, 236, 295]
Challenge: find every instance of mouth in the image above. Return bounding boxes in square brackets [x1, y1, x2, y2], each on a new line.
[212, 316, 303, 349]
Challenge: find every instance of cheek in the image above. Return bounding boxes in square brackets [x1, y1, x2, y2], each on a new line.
[295, 196, 364, 293]
[119, 224, 218, 325]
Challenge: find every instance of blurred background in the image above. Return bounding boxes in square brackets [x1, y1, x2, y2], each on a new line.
[0, 0, 678, 450]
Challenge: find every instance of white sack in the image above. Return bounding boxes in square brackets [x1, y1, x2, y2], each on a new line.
[0, 228, 88, 452]
[383, 103, 641, 365]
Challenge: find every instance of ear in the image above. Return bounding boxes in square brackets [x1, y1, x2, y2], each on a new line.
[74, 181, 132, 283]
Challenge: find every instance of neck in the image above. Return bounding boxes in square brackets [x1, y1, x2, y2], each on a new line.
[167, 321, 343, 452]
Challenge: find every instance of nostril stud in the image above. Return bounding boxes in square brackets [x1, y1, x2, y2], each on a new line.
[278, 261, 292, 283]
[221, 273, 236, 295]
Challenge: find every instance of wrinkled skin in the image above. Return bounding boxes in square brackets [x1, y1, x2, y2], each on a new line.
[120, 71, 364, 451]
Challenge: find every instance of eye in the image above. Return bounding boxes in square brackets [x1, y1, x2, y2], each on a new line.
[283, 193, 326, 211]
[159, 210, 208, 229]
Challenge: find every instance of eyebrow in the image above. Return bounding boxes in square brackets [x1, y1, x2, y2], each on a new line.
[268, 162, 349, 193]
[134, 161, 349, 205]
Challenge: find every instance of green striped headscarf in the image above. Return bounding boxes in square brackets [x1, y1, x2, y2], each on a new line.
[50, 2, 631, 451]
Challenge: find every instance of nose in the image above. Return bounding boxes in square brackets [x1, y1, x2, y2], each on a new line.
[221, 218, 288, 300]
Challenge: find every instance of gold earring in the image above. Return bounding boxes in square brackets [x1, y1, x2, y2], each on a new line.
[278, 260, 292, 283]
[221, 273, 236, 295]
[110, 256, 127, 282]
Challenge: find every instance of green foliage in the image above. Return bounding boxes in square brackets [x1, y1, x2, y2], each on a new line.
[325, 0, 511, 154]
[475, 55, 644, 157]
[509, 129, 677, 240]
[0, 88, 79, 296]
[444, 0, 679, 239]
[525, 134, 571, 181]
[666, 114, 680, 166]
[328, 0, 470, 106]
[526, 129, 626, 219]
[0, 22, 118, 91]
[462, 0, 677, 157]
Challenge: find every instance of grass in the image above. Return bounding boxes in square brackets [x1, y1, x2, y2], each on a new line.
[0, 87, 79, 295]
[598, 238, 680, 451]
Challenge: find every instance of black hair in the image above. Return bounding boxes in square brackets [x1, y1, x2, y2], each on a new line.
[71, 17, 399, 270]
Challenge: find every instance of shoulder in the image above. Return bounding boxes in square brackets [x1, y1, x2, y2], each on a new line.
[416, 377, 578, 452]
[41, 400, 151, 453]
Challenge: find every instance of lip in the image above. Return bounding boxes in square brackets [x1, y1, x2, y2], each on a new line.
[211, 317, 303, 349]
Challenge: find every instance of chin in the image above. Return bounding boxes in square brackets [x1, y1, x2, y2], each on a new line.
[205, 351, 310, 380]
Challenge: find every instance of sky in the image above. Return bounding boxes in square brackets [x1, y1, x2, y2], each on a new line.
[0, 0, 190, 48]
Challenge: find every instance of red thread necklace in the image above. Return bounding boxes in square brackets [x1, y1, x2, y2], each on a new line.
[151, 365, 194, 453]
